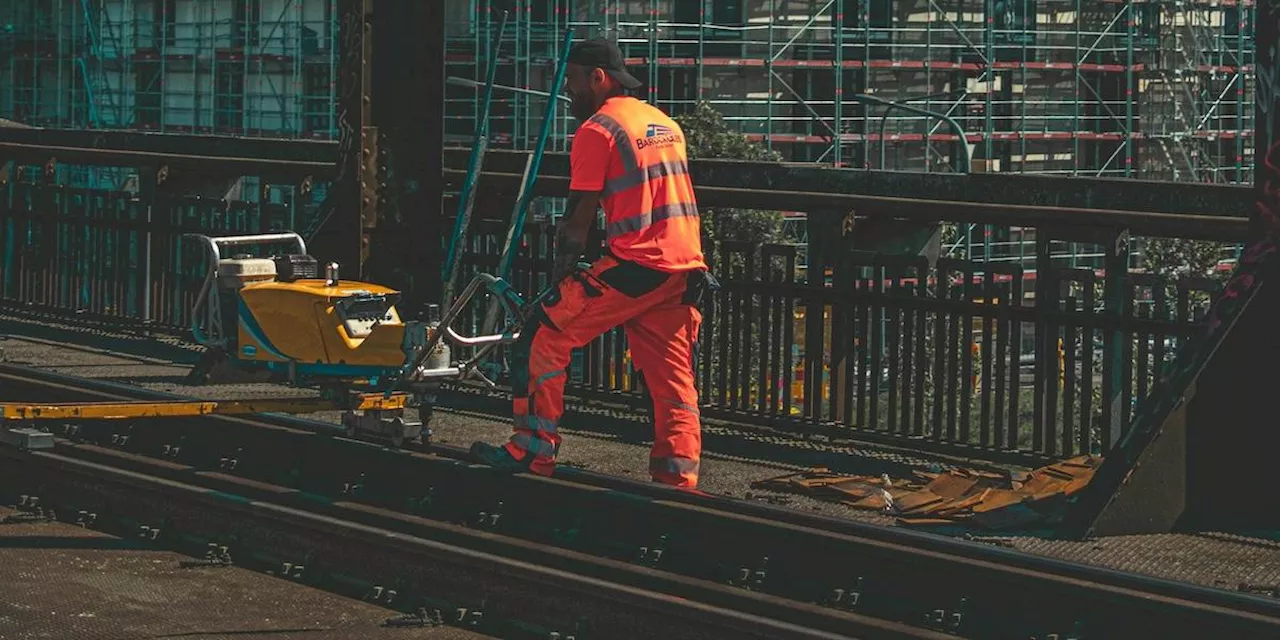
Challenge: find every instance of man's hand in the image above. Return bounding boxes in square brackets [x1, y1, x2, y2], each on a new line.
[551, 190, 599, 282]
[552, 220, 586, 282]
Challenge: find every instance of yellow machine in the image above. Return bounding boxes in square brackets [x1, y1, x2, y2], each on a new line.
[1, 236, 530, 452]
[173, 232, 524, 446]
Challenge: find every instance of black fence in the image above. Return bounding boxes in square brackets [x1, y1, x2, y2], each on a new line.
[446, 218, 1220, 464]
[0, 177, 308, 327]
[0, 168, 1225, 465]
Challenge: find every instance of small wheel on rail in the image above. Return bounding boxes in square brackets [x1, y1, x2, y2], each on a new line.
[417, 393, 436, 445]
[418, 398, 435, 428]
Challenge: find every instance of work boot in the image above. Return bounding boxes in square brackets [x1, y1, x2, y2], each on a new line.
[469, 441, 531, 473]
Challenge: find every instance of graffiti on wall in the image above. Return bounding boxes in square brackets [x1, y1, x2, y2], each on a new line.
[1065, 2, 1280, 534]
[302, 0, 366, 244]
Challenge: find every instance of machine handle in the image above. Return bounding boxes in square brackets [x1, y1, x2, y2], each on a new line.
[400, 272, 526, 386]
[186, 232, 308, 262]
[436, 273, 525, 348]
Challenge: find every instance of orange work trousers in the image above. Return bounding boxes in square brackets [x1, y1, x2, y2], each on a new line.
[502, 254, 704, 488]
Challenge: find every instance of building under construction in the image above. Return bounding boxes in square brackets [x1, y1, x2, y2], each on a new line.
[443, 0, 1254, 184]
[0, 0, 1254, 269]
[0, 0, 1253, 183]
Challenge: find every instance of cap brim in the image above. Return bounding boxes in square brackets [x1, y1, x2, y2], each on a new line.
[607, 68, 643, 90]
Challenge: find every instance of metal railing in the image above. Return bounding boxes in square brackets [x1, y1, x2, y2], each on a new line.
[0, 141, 1240, 464]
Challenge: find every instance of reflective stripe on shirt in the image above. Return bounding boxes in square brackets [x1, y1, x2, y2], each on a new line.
[606, 201, 700, 239]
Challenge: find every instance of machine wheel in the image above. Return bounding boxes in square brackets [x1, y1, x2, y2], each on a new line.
[341, 412, 359, 439]
[387, 430, 405, 449]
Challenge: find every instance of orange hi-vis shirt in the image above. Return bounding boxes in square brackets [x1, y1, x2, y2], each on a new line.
[569, 96, 707, 273]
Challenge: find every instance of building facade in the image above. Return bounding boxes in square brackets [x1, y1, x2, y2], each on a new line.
[0, 0, 1255, 266]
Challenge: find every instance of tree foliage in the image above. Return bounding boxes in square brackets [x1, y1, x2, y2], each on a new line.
[674, 102, 786, 252]
[1140, 237, 1232, 281]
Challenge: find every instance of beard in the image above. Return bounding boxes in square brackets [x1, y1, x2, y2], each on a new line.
[570, 95, 596, 122]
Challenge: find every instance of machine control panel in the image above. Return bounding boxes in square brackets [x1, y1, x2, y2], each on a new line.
[335, 292, 399, 338]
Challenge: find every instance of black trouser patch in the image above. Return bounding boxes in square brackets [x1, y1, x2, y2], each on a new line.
[510, 312, 542, 400]
[681, 269, 720, 310]
[597, 259, 671, 298]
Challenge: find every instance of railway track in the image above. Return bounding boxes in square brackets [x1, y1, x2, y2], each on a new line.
[2, 362, 1278, 639]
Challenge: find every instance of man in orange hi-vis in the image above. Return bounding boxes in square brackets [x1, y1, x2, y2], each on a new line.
[469, 38, 717, 488]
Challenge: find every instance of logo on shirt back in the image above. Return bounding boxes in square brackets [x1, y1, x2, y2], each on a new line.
[646, 124, 672, 137]
[637, 122, 683, 150]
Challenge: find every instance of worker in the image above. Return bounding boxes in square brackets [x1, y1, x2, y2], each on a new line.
[470, 37, 717, 489]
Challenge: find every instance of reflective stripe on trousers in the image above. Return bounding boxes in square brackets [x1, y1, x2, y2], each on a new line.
[649, 456, 700, 486]
[503, 254, 703, 487]
[510, 432, 558, 458]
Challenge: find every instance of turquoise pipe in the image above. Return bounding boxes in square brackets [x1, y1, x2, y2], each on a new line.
[497, 28, 575, 283]
[441, 9, 510, 307]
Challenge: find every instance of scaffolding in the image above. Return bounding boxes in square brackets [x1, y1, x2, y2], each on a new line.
[440, 0, 1253, 272]
[0, 0, 1256, 264]
[0, 0, 1255, 175]
[0, 0, 1255, 174]
[0, 0, 337, 136]
[443, 0, 1255, 183]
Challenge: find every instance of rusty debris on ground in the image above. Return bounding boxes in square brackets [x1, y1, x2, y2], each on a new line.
[750, 455, 1103, 530]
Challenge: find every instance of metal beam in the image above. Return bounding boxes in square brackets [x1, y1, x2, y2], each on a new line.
[0, 129, 1255, 223]
[0, 142, 327, 180]
[361, 0, 446, 313]
[443, 169, 1248, 242]
[445, 148, 1253, 220]
[0, 128, 331, 164]
[307, 0, 375, 277]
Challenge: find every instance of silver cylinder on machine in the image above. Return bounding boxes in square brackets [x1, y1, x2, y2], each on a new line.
[423, 321, 452, 370]
[325, 262, 340, 286]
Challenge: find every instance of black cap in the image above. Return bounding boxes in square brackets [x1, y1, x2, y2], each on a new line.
[567, 38, 643, 90]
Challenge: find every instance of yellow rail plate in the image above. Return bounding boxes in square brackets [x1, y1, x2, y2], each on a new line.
[0, 393, 410, 421]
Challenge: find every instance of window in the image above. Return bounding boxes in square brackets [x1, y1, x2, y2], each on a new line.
[531, 0, 570, 23]
[654, 68, 696, 115]
[672, 0, 701, 26]
[215, 65, 245, 131]
[989, 0, 1036, 46]
[709, 0, 743, 26]
[232, 0, 262, 49]
[134, 61, 162, 128]
[154, 0, 177, 47]
[302, 63, 332, 136]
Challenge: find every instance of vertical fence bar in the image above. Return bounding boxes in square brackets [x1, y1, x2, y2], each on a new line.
[1102, 228, 1130, 449]
[1080, 272, 1096, 455]
[868, 258, 882, 430]
[1062, 294, 1078, 457]
[959, 260, 976, 444]
[803, 256, 824, 422]
[931, 262, 948, 441]
[781, 247, 796, 418]
[1032, 233, 1050, 453]
[885, 260, 901, 433]
[1007, 268, 1025, 450]
[911, 261, 927, 436]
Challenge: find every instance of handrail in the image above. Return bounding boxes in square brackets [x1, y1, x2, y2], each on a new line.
[185, 232, 308, 263]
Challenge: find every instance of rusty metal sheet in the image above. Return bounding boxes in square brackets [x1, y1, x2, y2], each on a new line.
[751, 455, 1103, 531]
[924, 473, 980, 499]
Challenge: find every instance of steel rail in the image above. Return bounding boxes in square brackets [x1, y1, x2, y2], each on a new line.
[0, 448, 919, 640]
[2, 364, 1278, 638]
